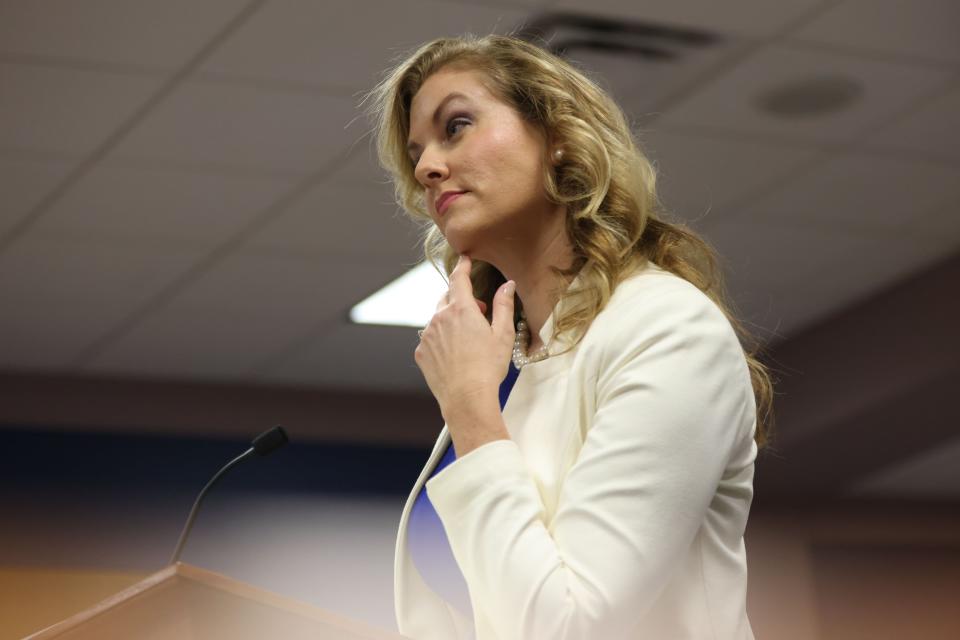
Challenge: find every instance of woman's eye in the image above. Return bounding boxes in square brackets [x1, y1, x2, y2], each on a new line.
[446, 117, 469, 137]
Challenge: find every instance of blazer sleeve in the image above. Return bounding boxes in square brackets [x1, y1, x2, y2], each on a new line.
[424, 284, 756, 640]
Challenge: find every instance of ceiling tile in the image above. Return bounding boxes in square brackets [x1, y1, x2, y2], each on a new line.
[862, 85, 960, 162]
[700, 218, 876, 291]
[547, 0, 824, 38]
[328, 144, 396, 189]
[259, 322, 428, 392]
[109, 80, 359, 174]
[647, 218, 892, 343]
[200, 0, 529, 93]
[639, 128, 818, 224]
[656, 44, 951, 145]
[34, 164, 297, 247]
[910, 196, 960, 240]
[574, 37, 752, 123]
[792, 0, 960, 65]
[849, 434, 960, 499]
[733, 231, 959, 340]
[712, 280, 791, 346]
[0, 62, 160, 155]
[0, 291, 141, 369]
[0, 0, 249, 70]
[0, 234, 203, 367]
[154, 248, 399, 316]
[81, 304, 331, 380]
[84, 256, 400, 379]
[803, 234, 959, 314]
[0, 153, 76, 237]
[244, 159, 423, 265]
[0, 233, 202, 306]
[735, 153, 960, 234]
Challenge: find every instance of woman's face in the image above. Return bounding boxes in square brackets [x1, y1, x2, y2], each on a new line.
[407, 67, 554, 262]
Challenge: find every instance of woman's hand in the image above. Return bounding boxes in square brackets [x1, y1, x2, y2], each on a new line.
[415, 255, 516, 422]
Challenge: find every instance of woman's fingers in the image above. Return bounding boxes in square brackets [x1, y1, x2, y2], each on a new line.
[438, 255, 487, 317]
[437, 294, 487, 317]
[491, 280, 516, 339]
[435, 291, 485, 315]
[448, 255, 473, 304]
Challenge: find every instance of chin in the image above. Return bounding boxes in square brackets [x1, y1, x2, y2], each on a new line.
[440, 225, 471, 255]
[441, 219, 497, 262]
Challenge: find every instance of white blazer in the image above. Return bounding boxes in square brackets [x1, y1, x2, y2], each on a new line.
[394, 261, 758, 640]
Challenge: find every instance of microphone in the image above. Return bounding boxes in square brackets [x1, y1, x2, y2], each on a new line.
[169, 426, 289, 565]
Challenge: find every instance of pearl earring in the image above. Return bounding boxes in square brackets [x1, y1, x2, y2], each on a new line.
[552, 148, 564, 164]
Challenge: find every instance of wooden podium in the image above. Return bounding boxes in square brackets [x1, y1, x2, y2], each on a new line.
[24, 562, 407, 639]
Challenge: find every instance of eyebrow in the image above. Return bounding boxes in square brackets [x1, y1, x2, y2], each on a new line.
[406, 92, 470, 157]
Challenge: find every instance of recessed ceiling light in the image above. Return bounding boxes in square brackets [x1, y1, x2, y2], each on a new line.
[349, 261, 448, 328]
[755, 75, 863, 118]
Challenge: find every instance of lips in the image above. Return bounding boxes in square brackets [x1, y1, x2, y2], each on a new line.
[435, 191, 467, 216]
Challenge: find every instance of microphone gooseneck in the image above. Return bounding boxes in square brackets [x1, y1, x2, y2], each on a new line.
[169, 426, 289, 565]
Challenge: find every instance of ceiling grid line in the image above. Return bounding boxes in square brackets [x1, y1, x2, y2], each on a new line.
[247, 303, 353, 381]
[189, 70, 360, 98]
[0, 51, 171, 78]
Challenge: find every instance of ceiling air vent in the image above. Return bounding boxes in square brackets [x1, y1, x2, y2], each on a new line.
[516, 12, 722, 63]
[514, 13, 729, 118]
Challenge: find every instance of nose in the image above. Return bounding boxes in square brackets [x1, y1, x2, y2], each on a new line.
[414, 146, 449, 188]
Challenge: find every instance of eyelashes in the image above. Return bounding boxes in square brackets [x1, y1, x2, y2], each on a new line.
[446, 115, 471, 137]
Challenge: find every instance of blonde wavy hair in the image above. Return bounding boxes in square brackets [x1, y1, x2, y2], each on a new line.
[364, 34, 774, 447]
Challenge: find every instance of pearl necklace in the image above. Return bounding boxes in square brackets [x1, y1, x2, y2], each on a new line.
[513, 312, 550, 369]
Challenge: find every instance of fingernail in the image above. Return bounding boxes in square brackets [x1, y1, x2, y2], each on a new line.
[505, 280, 516, 296]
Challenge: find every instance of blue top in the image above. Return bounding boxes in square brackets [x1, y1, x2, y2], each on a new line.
[406, 362, 521, 620]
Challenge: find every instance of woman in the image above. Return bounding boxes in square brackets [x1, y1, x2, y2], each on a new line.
[365, 34, 773, 640]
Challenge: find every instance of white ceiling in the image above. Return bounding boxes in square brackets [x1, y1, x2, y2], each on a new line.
[0, 0, 958, 400]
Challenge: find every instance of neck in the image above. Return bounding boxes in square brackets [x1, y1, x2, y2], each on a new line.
[484, 205, 576, 348]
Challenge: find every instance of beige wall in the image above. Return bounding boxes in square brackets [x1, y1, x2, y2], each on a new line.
[747, 506, 960, 640]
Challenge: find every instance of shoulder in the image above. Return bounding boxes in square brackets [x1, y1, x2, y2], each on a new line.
[591, 261, 735, 342]
[579, 263, 756, 440]
[579, 261, 748, 385]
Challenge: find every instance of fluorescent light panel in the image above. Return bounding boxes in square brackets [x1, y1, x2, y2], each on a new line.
[350, 261, 448, 327]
